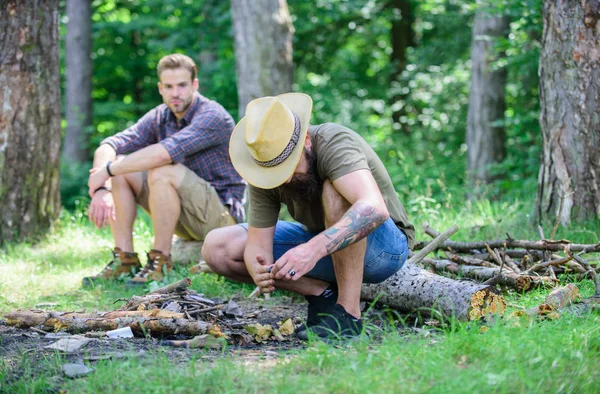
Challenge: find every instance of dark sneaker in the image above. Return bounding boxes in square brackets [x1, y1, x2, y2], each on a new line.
[82, 248, 141, 287]
[127, 249, 174, 285]
[298, 304, 363, 342]
[296, 285, 338, 337]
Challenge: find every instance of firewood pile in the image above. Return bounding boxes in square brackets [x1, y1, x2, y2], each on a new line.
[3, 278, 297, 347]
[412, 224, 600, 297]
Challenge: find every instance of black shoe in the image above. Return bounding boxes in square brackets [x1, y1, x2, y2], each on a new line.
[296, 285, 338, 337]
[299, 304, 363, 342]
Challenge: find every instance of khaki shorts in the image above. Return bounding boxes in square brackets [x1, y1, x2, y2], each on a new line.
[136, 168, 236, 241]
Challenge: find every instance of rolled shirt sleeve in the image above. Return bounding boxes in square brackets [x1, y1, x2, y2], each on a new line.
[100, 109, 160, 154]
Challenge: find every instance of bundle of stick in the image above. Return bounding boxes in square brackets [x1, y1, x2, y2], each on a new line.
[413, 224, 600, 297]
[4, 278, 223, 339]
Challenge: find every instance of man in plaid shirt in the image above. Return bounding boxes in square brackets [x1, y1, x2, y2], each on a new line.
[85, 53, 246, 286]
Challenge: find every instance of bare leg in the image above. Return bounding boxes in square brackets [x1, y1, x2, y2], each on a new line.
[147, 164, 187, 255]
[322, 180, 365, 318]
[202, 225, 330, 296]
[110, 171, 144, 252]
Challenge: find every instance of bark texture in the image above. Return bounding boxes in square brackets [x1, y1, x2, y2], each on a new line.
[537, 1, 600, 224]
[0, 0, 62, 242]
[387, 0, 414, 129]
[361, 262, 506, 320]
[63, 0, 92, 163]
[467, 11, 509, 190]
[4, 310, 212, 337]
[231, 0, 294, 117]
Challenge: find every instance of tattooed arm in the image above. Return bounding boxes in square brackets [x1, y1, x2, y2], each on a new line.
[323, 200, 388, 254]
[271, 169, 389, 280]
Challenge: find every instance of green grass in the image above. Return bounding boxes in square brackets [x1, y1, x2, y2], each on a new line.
[1, 201, 600, 393]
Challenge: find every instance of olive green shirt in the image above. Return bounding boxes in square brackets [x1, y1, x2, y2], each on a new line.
[247, 123, 415, 248]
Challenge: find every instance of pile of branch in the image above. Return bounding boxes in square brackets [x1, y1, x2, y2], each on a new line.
[412, 225, 600, 296]
[4, 278, 221, 339]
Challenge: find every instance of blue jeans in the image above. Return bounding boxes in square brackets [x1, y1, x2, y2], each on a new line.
[240, 218, 409, 284]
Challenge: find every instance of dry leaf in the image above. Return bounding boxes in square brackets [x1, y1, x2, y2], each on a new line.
[279, 318, 295, 336]
[245, 323, 273, 342]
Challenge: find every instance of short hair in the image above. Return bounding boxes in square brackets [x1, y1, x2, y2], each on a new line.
[156, 54, 197, 81]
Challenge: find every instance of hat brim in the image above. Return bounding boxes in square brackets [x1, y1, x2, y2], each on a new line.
[229, 93, 313, 189]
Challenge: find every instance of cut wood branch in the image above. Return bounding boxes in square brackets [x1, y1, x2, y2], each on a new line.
[523, 256, 572, 275]
[414, 239, 600, 253]
[4, 310, 212, 337]
[431, 261, 557, 292]
[444, 252, 497, 268]
[408, 225, 459, 265]
[565, 247, 600, 297]
[150, 277, 192, 295]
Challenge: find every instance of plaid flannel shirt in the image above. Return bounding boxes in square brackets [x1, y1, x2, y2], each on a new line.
[101, 92, 246, 223]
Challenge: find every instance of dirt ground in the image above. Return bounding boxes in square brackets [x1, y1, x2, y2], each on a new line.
[0, 295, 420, 389]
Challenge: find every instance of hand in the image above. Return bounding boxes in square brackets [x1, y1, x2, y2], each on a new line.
[248, 254, 275, 294]
[88, 166, 110, 194]
[272, 243, 319, 281]
[88, 189, 116, 228]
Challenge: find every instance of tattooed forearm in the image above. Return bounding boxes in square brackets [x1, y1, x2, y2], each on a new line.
[324, 201, 387, 254]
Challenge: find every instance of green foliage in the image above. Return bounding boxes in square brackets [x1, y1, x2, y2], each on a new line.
[59, 0, 544, 211]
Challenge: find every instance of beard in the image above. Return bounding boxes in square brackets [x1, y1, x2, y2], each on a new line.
[278, 148, 322, 203]
[166, 95, 193, 115]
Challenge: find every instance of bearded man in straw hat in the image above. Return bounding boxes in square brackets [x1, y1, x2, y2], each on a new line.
[85, 53, 246, 288]
[202, 93, 415, 340]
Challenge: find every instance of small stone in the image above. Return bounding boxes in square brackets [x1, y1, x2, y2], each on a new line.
[63, 363, 94, 378]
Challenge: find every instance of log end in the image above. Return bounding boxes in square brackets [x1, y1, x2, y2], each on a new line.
[468, 289, 506, 320]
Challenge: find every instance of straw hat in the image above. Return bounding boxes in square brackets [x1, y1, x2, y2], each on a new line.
[229, 93, 313, 189]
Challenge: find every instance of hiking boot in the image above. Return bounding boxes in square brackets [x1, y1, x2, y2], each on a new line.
[297, 304, 363, 342]
[295, 284, 338, 337]
[127, 249, 174, 285]
[82, 248, 141, 287]
[188, 260, 213, 275]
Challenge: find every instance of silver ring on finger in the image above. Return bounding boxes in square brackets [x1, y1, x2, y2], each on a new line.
[289, 269, 296, 277]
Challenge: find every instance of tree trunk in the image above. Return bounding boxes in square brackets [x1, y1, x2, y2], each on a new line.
[0, 0, 62, 243]
[387, 0, 414, 130]
[63, 0, 92, 163]
[466, 10, 509, 192]
[231, 0, 294, 117]
[361, 262, 506, 321]
[537, 1, 600, 224]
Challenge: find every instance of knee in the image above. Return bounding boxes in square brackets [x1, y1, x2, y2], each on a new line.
[202, 226, 246, 270]
[322, 180, 351, 225]
[147, 165, 173, 186]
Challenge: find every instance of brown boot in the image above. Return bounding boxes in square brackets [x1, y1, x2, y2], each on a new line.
[82, 247, 141, 287]
[128, 249, 174, 285]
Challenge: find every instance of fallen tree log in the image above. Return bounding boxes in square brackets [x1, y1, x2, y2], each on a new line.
[4, 309, 212, 337]
[361, 261, 506, 321]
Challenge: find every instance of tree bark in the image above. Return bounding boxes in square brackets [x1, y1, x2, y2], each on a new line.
[63, 0, 92, 163]
[4, 310, 212, 337]
[387, 0, 414, 130]
[537, 1, 600, 224]
[231, 0, 294, 117]
[0, 0, 62, 243]
[466, 10, 509, 191]
[361, 262, 506, 321]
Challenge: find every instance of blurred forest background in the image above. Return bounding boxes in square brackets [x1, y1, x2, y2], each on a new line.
[61, 0, 541, 207]
[2, 0, 598, 242]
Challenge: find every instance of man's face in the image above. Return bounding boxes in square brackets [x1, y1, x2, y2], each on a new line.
[157, 68, 198, 119]
[278, 148, 321, 203]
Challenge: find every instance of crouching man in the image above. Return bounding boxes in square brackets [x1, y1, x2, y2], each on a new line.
[202, 93, 414, 340]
